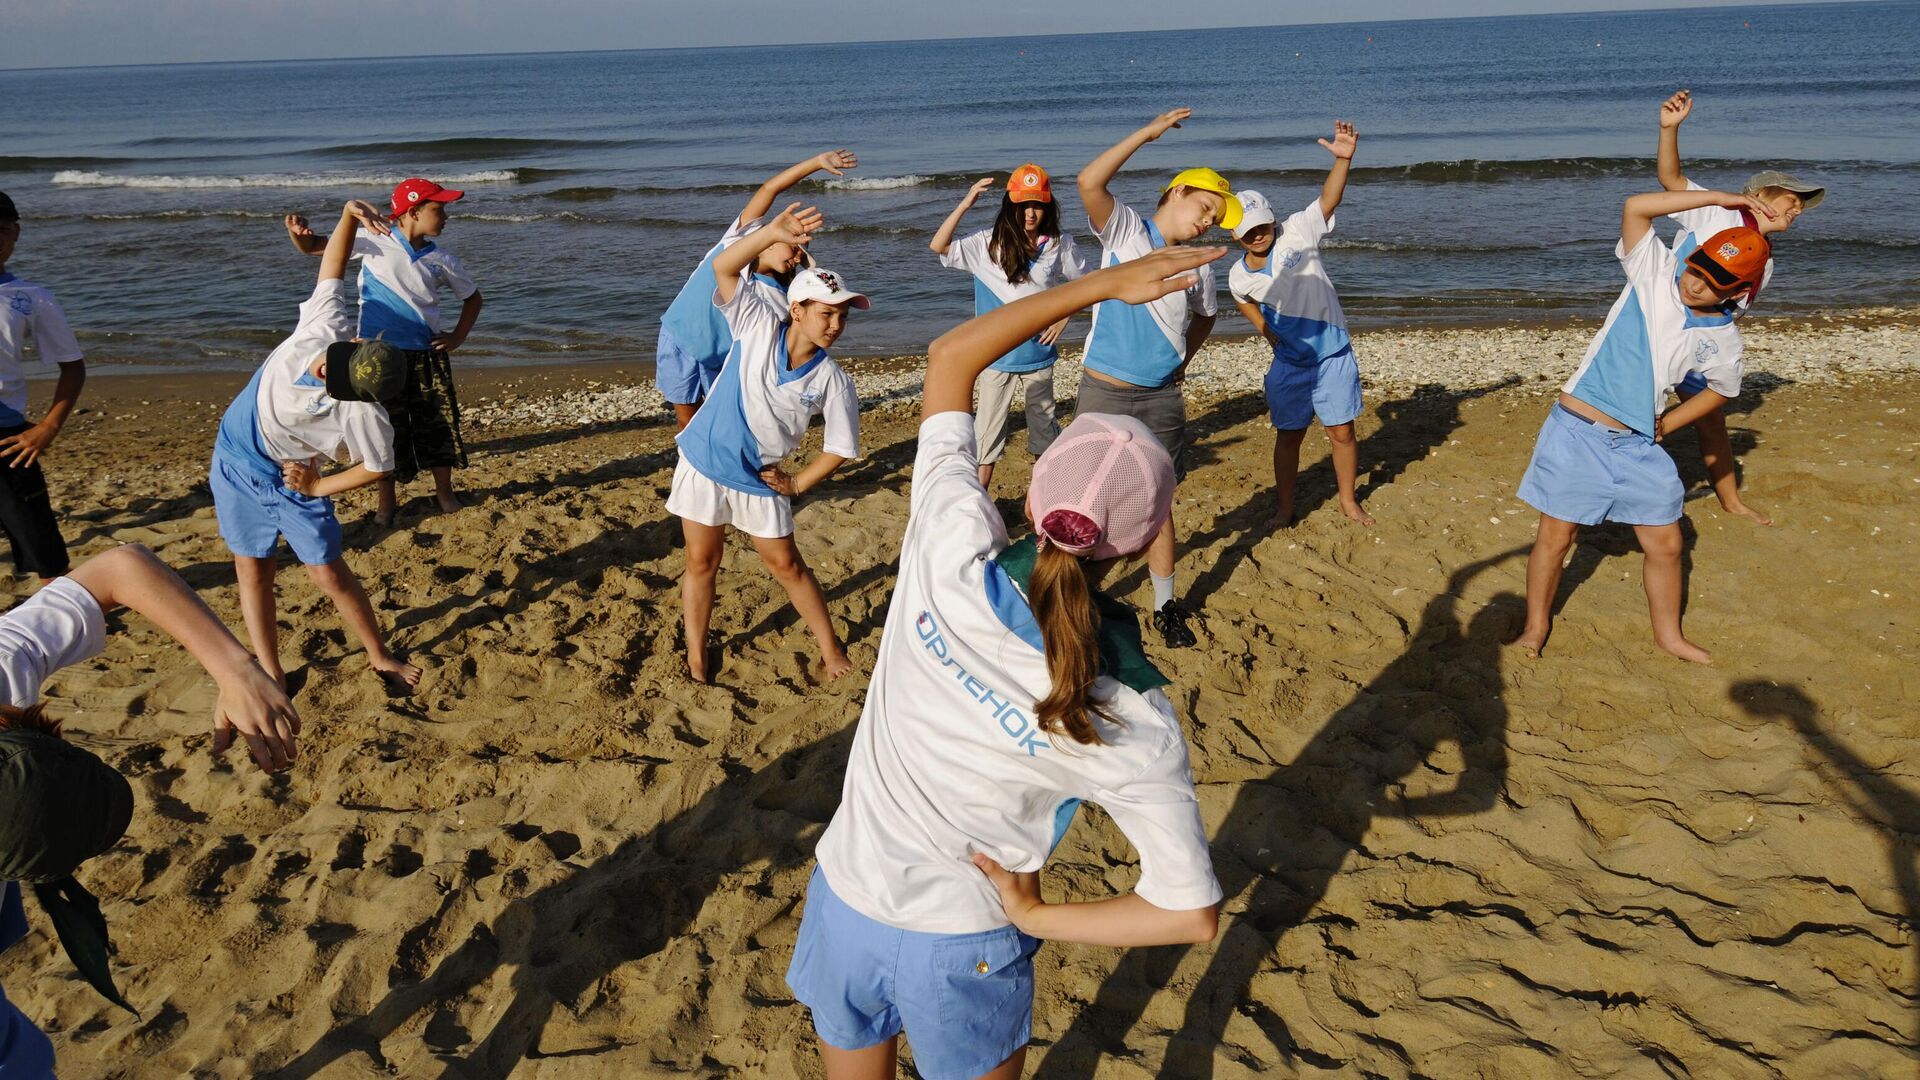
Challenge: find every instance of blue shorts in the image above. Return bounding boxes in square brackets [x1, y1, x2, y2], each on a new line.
[786, 866, 1038, 1080]
[655, 327, 725, 407]
[1517, 404, 1683, 527]
[1676, 370, 1709, 396]
[1265, 349, 1363, 430]
[0, 985, 55, 1078]
[208, 454, 343, 565]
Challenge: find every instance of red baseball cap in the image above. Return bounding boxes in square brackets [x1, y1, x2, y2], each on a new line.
[1007, 163, 1052, 204]
[389, 178, 464, 219]
[1686, 226, 1770, 291]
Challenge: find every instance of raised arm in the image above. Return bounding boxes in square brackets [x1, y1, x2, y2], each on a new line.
[931, 177, 997, 255]
[318, 200, 389, 282]
[1079, 108, 1190, 233]
[1317, 120, 1357, 217]
[284, 214, 327, 256]
[66, 544, 301, 772]
[1622, 188, 1773, 250]
[739, 149, 857, 227]
[711, 203, 822, 304]
[1656, 89, 1692, 192]
[924, 244, 1226, 417]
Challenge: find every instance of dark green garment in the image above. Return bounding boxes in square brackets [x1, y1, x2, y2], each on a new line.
[990, 537, 1170, 695]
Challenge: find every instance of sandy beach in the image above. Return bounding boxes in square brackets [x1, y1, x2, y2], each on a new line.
[1, 313, 1915, 1078]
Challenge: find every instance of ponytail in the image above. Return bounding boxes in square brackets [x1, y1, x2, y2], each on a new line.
[1029, 540, 1109, 745]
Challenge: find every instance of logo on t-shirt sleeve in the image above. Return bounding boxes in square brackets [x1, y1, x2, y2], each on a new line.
[8, 294, 31, 317]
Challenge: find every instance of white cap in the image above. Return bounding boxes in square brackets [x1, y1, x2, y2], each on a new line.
[788, 267, 871, 310]
[1232, 189, 1275, 239]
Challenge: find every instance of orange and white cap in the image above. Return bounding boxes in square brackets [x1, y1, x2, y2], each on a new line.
[1008, 164, 1052, 204]
[1687, 226, 1770, 291]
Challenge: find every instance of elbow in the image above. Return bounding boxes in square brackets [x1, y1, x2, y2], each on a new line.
[1183, 904, 1220, 944]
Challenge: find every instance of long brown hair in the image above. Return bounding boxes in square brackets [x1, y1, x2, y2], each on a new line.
[988, 195, 1063, 286]
[1029, 540, 1109, 745]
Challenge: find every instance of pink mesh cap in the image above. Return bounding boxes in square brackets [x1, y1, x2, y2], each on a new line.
[1027, 413, 1175, 560]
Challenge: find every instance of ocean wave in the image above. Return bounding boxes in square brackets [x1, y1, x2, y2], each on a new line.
[84, 209, 284, 222]
[0, 154, 128, 172]
[305, 136, 628, 159]
[51, 169, 522, 189]
[818, 175, 934, 191]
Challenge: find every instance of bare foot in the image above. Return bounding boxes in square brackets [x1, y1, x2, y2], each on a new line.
[372, 508, 396, 527]
[1264, 506, 1296, 531]
[435, 492, 464, 514]
[821, 651, 854, 681]
[1722, 501, 1773, 527]
[372, 656, 423, 694]
[1509, 627, 1548, 658]
[687, 652, 711, 685]
[1340, 500, 1376, 526]
[1654, 635, 1713, 665]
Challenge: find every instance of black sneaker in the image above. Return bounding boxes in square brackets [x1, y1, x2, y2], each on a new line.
[1153, 601, 1197, 648]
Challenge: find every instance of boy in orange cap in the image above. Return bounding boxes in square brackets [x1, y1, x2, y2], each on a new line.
[1513, 185, 1776, 665]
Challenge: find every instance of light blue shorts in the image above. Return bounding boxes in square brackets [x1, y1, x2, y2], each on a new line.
[1265, 349, 1363, 430]
[787, 866, 1038, 1080]
[1676, 370, 1710, 396]
[1517, 404, 1683, 527]
[654, 327, 725, 407]
[209, 454, 343, 565]
[0, 985, 55, 1078]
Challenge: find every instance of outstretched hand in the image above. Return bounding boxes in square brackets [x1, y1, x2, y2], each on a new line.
[1093, 244, 1226, 305]
[284, 214, 314, 240]
[1318, 119, 1358, 160]
[766, 202, 825, 248]
[815, 149, 859, 176]
[1722, 192, 1779, 221]
[343, 199, 391, 236]
[1660, 89, 1693, 129]
[965, 176, 997, 203]
[1143, 107, 1192, 140]
[211, 662, 302, 772]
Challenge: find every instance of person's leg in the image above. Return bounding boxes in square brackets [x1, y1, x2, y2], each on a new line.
[818, 1037, 899, 1080]
[680, 517, 725, 683]
[422, 349, 465, 514]
[305, 558, 422, 690]
[233, 554, 285, 687]
[1325, 421, 1374, 525]
[1692, 406, 1769, 525]
[1634, 522, 1710, 664]
[1024, 367, 1062, 458]
[749, 533, 852, 680]
[977, 1047, 1029, 1080]
[374, 477, 400, 525]
[1514, 514, 1580, 657]
[973, 370, 1017, 490]
[431, 466, 460, 514]
[1268, 428, 1308, 528]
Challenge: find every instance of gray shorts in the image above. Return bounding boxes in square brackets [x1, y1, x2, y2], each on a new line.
[1074, 376, 1188, 479]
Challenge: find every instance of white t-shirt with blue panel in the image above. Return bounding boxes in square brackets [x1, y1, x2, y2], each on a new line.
[1560, 230, 1744, 437]
[814, 411, 1222, 934]
[659, 216, 793, 362]
[674, 271, 859, 497]
[1080, 202, 1218, 389]
[1226, 199, 1353, 368]
[937, 229, 1090, 373]
[350, 230, 478, 351]
[0, 274, 84, 427]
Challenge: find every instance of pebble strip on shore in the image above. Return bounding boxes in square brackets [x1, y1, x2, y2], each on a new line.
[463, 311, 1920, 431]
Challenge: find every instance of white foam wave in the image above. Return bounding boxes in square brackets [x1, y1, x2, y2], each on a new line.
[820, 174, 932, 191]
[52, 169, 519, 189]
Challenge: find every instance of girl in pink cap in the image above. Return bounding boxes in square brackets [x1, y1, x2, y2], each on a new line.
[787, 245, 1225, 1080]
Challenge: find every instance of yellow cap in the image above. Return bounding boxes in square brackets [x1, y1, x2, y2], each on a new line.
[1164, 167, 1241, 230]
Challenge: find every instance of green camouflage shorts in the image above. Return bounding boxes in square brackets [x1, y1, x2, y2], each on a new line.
[388, 347, 467, 481]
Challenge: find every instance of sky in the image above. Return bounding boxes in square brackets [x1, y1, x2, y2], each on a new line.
[0, 0, 1868, 70]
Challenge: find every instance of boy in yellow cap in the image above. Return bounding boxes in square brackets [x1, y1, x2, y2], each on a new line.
[1076, 108, 1236, 648]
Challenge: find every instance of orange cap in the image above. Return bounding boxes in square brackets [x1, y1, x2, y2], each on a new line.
[1686, 226, 1770, 291]
[1007, 164, 1052, 204]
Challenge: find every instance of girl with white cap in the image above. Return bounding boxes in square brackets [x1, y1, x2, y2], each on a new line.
[669, 204, 866, 684]
[929, 165, 1090, 488]
[787, 244, 1226, 1080]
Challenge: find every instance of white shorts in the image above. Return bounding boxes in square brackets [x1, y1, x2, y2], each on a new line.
[666, 456, 795, 539]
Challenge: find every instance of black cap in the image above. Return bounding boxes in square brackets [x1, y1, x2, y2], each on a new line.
[0, 192, 16, 222]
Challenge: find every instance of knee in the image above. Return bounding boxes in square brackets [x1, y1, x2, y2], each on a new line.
[684, 549, 722, 579]
[762, 550, 808, 582]
[1325, 424, 1357, 447]
[304, 560, 351, 593]
[1641, 530, 1684, 560]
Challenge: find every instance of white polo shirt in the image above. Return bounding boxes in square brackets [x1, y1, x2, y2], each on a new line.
[1562, 231, 1744, 437]
[0, 274, 85, 427]
[351, 229, 478, 351]
[213, 280, 395, 477]
[1227, 199, 1354, 368]
[938, 229, 1089, 373]
[674, 271, 859, 497]
[815, 411, 1222, 934]
[1080, 202, 1217, 389]
[1666, 180, 1775, 314]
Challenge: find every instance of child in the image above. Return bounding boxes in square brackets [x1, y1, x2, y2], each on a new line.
[0, 191, 87, 579]
[1655, 88, 1826, 526]
[1, 543, 301, 1072]
[221, 201, 422, 693]
[789, 245, 1226, 1080]
[930, 165, 1089, 488]
[669, 205, 863, 684]
[286, 177, 483, 521]
[1226, 120, 1373, 528]
[1076, 108, 1238, 648]
[659, 149, 858, 432]
[1514, 187, 1777, 664]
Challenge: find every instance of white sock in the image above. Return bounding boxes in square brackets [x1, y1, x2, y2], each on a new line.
[1152, 573, 1176, 611]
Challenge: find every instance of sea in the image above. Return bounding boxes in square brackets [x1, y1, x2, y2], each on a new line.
[2, 0, 1916, 373]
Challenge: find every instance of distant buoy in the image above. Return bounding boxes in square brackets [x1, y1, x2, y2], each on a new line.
[1366, 36, 1373, 43]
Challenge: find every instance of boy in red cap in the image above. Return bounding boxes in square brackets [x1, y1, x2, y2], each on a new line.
[1655, 88, 1826, 526]
[285, 177, 484, 522]
[0, 191, 87, 580]
[1513, 186, 1776, 665]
